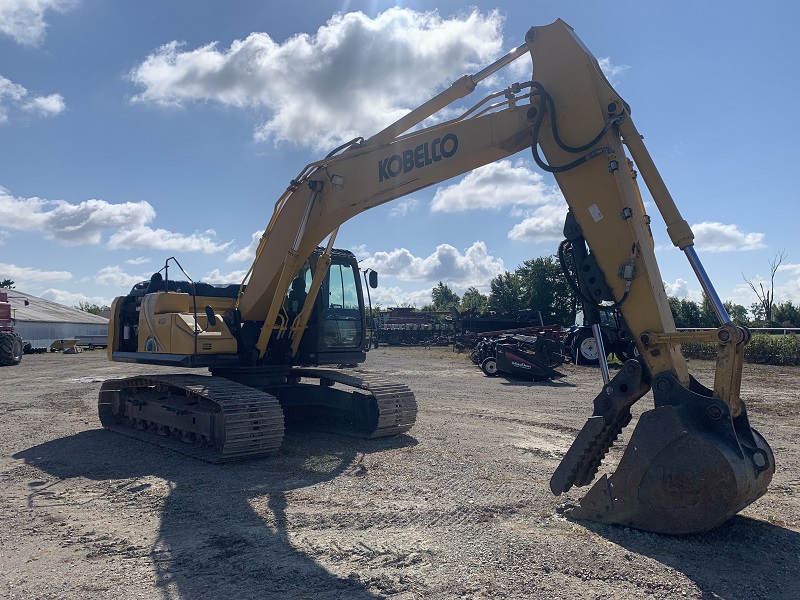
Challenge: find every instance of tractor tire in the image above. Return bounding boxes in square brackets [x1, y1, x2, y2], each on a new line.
[0, 332, 23, 366]
[481, 357, 498, 377]
[572, 330, 602, 366]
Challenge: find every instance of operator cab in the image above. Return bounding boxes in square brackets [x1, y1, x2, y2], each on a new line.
[291, 248, 370, 366]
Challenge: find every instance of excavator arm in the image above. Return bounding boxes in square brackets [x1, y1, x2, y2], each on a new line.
[524, 21, 773, 533]
[233, 19, 772, 534]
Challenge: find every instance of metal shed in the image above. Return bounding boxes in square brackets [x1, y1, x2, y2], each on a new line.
[6, 291, 108, 350]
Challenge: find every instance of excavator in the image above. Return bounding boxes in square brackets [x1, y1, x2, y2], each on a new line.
[100, 19, 774, 535]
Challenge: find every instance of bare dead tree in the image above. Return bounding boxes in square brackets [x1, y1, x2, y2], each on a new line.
[743, 250, 787, 323]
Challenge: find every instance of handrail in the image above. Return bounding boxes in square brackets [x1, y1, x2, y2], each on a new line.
[677, 327, 800, 365]
[677, 327, 800, 333]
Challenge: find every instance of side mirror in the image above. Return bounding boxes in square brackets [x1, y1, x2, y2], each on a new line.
[204, 305, 217, 327]
[368, 270, 378, 289]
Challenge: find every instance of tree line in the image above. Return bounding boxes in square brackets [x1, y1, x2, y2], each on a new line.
[422, 256, 576, 326]
[419, 256, 800, 329]
[669, 296, 800, 329]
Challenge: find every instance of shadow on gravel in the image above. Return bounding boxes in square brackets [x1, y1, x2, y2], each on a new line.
[14, 428, 417, 600]
[588, 516, 800, 600]
[495, 377, 578, 388]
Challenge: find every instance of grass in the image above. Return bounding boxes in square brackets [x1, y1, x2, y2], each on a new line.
[680, 333, 800, 366]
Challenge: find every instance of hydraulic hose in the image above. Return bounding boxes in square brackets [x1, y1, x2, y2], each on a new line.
[558, 239, 629, 310]
[528, 82, 620, 173]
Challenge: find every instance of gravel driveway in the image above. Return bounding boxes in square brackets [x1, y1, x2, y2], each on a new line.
[1, 347, 797, 599]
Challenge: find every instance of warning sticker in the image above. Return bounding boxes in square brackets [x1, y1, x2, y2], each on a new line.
[588, 204, 603, 222]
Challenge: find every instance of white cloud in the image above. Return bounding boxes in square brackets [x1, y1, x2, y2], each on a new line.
[202, 268, 248, 284]
[349, 244, 371, 261]
[39, 288, 113, 309]
[776, 279, 800, 305]
[507, 202, 567, 243]
[0, 185, 230, 252]
[0, 75, 26, 123]
[226, 229, 263, 263]
[107, 226, 231, 254]
[0, 75, 65, 123]
[431, 159, 561, 212]
[125, 256, 151, 265]
[0, 186, 154, 244]
[361, 241, 504, 289]
[0, 261, 71, 288]
[692, 222, 766, 252]
[428, 159, 567, 243]
[662, 278, 703, 302]
[740, 266, 800, 306]
[0, 0, 77, 46]
[727, 281, 766, 308]
[129, 8, 506, 151]
[21, 92, 65, 117]
[369, 285, 434, 308]
[663, 278, 689, 298]
[94, 265, 147, 288]
[389, 198, 419, 217]
[777, 263, 800, 275]
[597, 57, 630, 87]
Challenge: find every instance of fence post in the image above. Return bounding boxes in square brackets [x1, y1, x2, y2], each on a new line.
[782, 328, 786, 365]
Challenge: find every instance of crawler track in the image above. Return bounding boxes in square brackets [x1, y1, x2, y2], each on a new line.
[98, 368, 416, 462]
[291, 368, 417, 437]
[98, 374, 284, 463]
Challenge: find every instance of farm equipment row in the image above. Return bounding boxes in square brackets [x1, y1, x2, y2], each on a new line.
[373, 311, 455, 347]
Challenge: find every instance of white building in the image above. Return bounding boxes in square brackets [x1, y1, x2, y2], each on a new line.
[6, 291, 109, 349]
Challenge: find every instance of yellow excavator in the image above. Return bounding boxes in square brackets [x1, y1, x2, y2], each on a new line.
[100, 19, 774, 534]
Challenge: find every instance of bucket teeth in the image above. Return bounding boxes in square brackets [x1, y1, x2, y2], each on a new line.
[550, 360, 648, 494]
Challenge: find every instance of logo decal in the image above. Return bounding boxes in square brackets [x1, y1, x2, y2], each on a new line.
[378, 133, 459, 182]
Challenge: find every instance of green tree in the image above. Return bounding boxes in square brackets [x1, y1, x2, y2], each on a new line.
[749, 301, 766, 326]
[460, 286, 489, 313]
[76, 301, 111, 315]
[772, 301, 800, 327]
[429, 282, 460, 311]
[723, 301, 751, 327]
[0, 279, 14, 288]
[489, 271, 524, 314]
[698, 296, 720, 328]
[668, 296, 702, 327]
[517, 255, 576, 326]
[669, 297, 751, 328]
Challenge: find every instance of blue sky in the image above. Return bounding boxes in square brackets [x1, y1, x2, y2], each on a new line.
[1, 0, 798, 314]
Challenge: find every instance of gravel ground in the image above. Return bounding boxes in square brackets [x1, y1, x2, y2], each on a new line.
[0, 347, 798, 599]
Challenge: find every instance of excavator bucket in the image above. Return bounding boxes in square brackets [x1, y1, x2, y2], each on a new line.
[551, 361, 775, 535]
